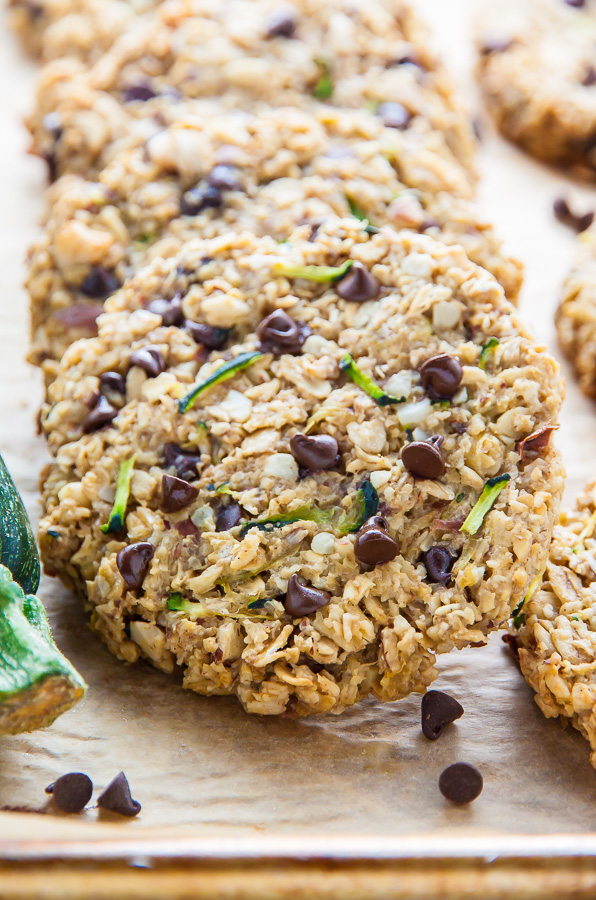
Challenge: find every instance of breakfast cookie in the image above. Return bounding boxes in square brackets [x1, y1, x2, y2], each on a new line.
[27, 105, 521, 374]
[556, 228, 596, 398]
[39, 224, 564, 716]
[513, 479, 596, 768]
[28, 0, 476, 178]
[476, 0, 596, 176]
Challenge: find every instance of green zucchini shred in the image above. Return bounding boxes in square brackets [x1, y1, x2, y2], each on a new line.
[101, 455, 136, 534]
[311, 59, 333, 99]
[460, 474, 511, 536]
[167, 592, 273, 620]
[340, 354, 405, 407]
[478, 337, 499, 370]
[178, 351, 262, 414]
[272, 259, 352, 283]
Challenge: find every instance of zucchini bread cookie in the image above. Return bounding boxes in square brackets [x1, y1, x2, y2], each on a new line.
[476, 0, 596, 177]
[39, 223, 564, 715]
[29, 0, 476, 178]
[28, 105, 521, 373]
[556, 228, 596, 398]
[513, 479, 596, 768]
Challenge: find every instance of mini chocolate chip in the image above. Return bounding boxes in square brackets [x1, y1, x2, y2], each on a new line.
[161, 474, 199, 513]
[146, 296, 183, 326]
[80, 266, 120, 298]
[421, 690, 464, 741]
[518, 424, 558, 460]
[377, 101, 412, 129]
[401, 440, 445, 479]
[129, 346, 165, 378]
[180, 184, 223, 215]
[82, 395, 118, 433]
[336, 262, 381, 303]
[359, 515, 389, 533]
[420, 354, 463, 400]
[185, 321, 231, 349]
[583, 66, 596, 86]
[480, 38, 513, 55]
[97, 772, 141, 817]
[266, 11, 296, 37]
[116, 542, 154, 592]
[100, 371, 126, 395]
[354, 528, 398, 566]
[208, 164, 241, 190]
[45, 773, 93, 814]
[216, 501, 243, 532]
[553, 197, 594, 233]
[439, 763, 483, 805]
[163, 443, 202, 481]
[284, 574, 331, 617]
[256, 310, 309, 355]
[122, 83, 156, 102]
[565, 0, 585, 7]
[290, 433, 339, 470]
[423, 545, 455, 585]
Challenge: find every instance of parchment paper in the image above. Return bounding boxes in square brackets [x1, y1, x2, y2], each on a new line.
[2, 0, 596, 841]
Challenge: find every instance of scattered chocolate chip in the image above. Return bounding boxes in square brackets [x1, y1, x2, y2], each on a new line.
[97, 772, 141, 817]
[80, 266, 121, 299]
[163, 443, 202, 481]
[116, 542, 155, 592]
[82, 395, 118, 433]
[266, 10, 297, 37]
[336, 262, 381, 303]
[208, 164, 241, 191]
[175, 518, 200, 538]
[45, 773, 93, 814]
[256, 310, 310, 355]
[146, 296, 183, 326]
[185, 321, 231, 349]
[439, 763, 483, 805]
[180, 184, 223, 215]
[553, 197, 594, 233]
[401, 440, 445, 479]
[215, 501, 243, 532]
[565, 0, 585, 7]
[502, 632, 520, 658]
[422, 545, 455, 585]
[161, 474, 199, 513]
[53, 302, 103, 331]
[354, 527, 398, 567]
[129, 346, 165, 378]
[289, 433, 339, 470]
[583, 66, 596, 86]
[122, 83, 156, 102]
[421, 690, 464, 741]
[518, 424, 558, 460]
[377, 101, 412, 129]
[420, 354, 463, 400]
[100, 371, 126, 395]
[284, 574, 331, 617]
[480, 38, 513, 55]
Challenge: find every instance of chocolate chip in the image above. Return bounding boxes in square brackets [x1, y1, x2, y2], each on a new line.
[185, 321, 231, 349]
[82, 395, 118, 433]
[377, 101, 412, 130]
[439, 763, 483, 805]
[502, 632, 520, 658]
[266, 11, 296, 37]
[97, 772, 141, 817]
[80, 267, 120, 299]
[53, 302, 103, 331]
[421, 690, 464, 741]
[565, 0, 585, 7]
[146, 296, 183, 326]
[161, 474, 199, 513]
[163, 443, 202, 481]
[401, 440, 445, 479]
[208, 164, 241, 191]
[100, 371, 126, 395]
[420, 354, 463, 400]
[215, 501, 242, 532]
[423, 545, 455, 585]
[553, 197, 594, 233]
[180, 184, 223, 215]
[45, 773, 93, 814]
[116, 542, 154, 592]
[336, 262, 381, 303]
[256, 310, 309, 355]
[480, 39, 513, 55]
[289, 433, 339, 470]
[284, 574, 331, 617]
[129, 346, 165, 378]
[122, 83, 156, 102]
[354, 527, 398, 567]
[583, 66, 596, 86]
[518, 424, 558, 460]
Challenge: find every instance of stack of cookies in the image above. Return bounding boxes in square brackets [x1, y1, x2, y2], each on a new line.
[15, 0, 565, 717]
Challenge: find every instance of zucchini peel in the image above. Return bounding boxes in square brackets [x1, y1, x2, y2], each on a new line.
[101, 455, 135, 534]
[340, 354, 405, 407]
[179, 351, 262, 414]
[271, 259, 352, 283]
[460, 474, 511, 536]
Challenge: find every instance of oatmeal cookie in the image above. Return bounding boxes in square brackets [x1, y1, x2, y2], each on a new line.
[27, 105, 521, 373]
[28, 0, 476, 178]
[513, 479, 596, 768]
[556, 228, 596, 398]
[39, 224, 564, 716]
[476, 0, 596, 176]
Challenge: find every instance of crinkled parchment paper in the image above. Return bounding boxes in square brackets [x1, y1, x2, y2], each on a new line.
[2, 0, 596, 842]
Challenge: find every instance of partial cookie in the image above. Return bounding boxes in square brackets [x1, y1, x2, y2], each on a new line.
[476, 0, 596, 176]
[27, 105, 521, 373]
[39, 224, 564, 716]
[556, 228, 596, 398]
[29, 0, 476, 178]
[513, 479, 596, 768]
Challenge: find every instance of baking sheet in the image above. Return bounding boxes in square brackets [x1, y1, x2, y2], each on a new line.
[2, 0, 596, 844]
